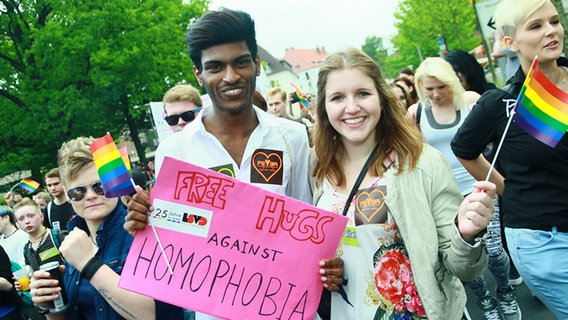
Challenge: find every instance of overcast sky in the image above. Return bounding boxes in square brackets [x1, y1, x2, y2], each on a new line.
[209, 0, 401, 59]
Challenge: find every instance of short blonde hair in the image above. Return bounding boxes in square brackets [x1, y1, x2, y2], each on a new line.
[162, 84, 202, 113]
[57, 136, 96, 187]
[414, 57, 465, 110]
[13, 197, 41, 214]
[34, 191, 52, 204]
[266, 87, 289, 116]
[495, 0, 549, 36]
[266, 87, 287, 102]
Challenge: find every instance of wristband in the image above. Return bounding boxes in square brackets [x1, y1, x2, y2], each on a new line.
[81, 256, 104, 281]
[36, 305, 50, 314]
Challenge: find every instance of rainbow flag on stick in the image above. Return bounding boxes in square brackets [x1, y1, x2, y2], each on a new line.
[18, 179, 40, 193]
[90, 133, 135, 197]
[290, 82, 309, 109]
[513, 57, 568, 148]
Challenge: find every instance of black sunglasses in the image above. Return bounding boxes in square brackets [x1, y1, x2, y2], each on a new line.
[164, 107, 202, 126]
[67, 182, 105, 201]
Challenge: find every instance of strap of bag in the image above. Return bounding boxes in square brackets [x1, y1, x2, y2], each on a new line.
[341, 144, 379, 216]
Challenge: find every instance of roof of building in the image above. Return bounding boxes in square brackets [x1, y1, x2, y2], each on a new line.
[258, 46, 290, 75]
[282, 47, 329, 73]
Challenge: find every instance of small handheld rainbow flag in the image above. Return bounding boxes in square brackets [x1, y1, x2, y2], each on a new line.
[513, 57, 568, 148]
[290, 82, 309, 109]
[18, 179, 40, 193]
[90, 133, 135, 197]
[119, 147, 132, 172]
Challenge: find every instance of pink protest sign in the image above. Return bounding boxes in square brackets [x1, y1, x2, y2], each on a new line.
[119, 156, 348, 320]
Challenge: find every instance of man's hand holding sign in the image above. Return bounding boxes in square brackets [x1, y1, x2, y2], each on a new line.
[122, 157, 348, 319]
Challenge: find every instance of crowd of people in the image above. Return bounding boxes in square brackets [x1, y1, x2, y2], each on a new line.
[1, 0, 566, 319]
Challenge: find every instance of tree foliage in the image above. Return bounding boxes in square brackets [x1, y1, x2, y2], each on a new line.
[386, 0, 481, 75]
[0, 0, 209, 187]
[361, 36, 396, 78]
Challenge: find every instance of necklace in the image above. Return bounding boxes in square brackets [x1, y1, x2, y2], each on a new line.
[30, 227, 48, 243]
[2, 228, 17, 239]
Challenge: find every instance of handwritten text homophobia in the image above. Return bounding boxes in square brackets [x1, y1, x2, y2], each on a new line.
[132, 235, 309, 319]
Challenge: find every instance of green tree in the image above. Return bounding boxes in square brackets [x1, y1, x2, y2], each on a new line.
[0, 0, 208, 184]
[388, 0, 480, 74]
[361, 35, 398, 78]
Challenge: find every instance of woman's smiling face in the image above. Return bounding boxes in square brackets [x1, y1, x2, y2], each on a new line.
[324, 68, 381, 147]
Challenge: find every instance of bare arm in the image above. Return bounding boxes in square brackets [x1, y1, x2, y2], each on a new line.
[457, 155, 505, 196]
[0, 276, 13, 292]
[406, 103, 419, 123]
[87, 265, 155, 320]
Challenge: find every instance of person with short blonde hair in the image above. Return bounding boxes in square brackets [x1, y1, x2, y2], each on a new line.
[452, 0, 568, 318]
[14, 198, 64, 271]
[30, 137, 182, 319]
[33, 191, 52, 211]
[266, 87, 289, 117]
[162, 84, 203, 133]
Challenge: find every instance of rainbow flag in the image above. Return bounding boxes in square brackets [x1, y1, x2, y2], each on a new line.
[290, 82, 309, 109]
[119, 147, 132, 172]
[513, 57, 568, 148]
[18, 179, 40, 193]
[90, 133, 135, 197]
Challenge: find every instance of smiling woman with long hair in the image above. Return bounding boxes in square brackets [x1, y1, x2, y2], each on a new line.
[311, 48, 496, 320]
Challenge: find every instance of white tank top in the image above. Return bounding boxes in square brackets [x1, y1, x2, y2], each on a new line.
[419, 102, 477, 195]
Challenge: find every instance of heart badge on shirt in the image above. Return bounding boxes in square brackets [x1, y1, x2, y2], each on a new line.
[354, 186, 388, 225]
[250, 149, 283, 185]
[209, 164, 235, 178]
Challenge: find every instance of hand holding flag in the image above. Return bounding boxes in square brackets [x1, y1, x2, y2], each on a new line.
[290, 82, 309, 109]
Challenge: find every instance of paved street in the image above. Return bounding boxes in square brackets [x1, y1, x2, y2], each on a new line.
[465, 268, 557, 320]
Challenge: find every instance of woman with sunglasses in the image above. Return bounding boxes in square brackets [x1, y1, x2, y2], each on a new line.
[29, 137, 182, 320]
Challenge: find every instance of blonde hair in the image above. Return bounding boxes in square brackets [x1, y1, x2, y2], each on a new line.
[495, 0, 549, 36]
[57, 136, 96, 186]
[414, 57, 466, 110]
[13, 197, 41, 214]
[313, 48, 423, 188]
[162, 84, 203, 113]
[266, 87, 289, 117]
[34, 191, 52, 204]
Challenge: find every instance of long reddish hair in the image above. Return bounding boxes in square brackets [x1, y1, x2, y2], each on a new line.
[312, 49, 423, 188]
